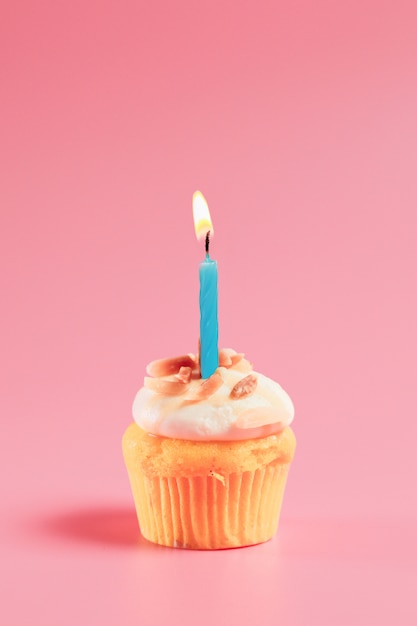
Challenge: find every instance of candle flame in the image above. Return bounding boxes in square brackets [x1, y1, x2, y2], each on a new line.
[193, 191, 213, 241]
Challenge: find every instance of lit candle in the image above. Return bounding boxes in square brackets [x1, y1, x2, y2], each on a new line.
[193, 191, 219, 378]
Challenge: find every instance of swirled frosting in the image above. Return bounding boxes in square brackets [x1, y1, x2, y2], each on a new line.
[132, 350, 294, 442]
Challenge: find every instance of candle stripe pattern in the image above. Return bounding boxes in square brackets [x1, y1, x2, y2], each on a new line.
[199, 257, 219, 378]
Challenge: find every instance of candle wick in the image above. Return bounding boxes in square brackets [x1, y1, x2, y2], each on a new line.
[205, 231, 210, 257]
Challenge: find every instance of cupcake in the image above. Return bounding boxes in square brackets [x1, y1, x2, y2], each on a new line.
[122, 349, 295, 549]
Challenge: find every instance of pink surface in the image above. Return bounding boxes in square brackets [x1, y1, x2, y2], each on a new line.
[1, 1, 417, 624]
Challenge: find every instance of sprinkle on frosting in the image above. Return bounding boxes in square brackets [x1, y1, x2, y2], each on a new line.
[146, 354, 197, 378]
[183, 372, 223, 402]
[218, 348, 243, 367]
[177, 366, 193, 383]
[230, 374, 258, 399]
[143, 377, 188, 396]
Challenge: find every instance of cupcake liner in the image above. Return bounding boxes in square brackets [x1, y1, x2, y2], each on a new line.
[124, 426, 294, 549]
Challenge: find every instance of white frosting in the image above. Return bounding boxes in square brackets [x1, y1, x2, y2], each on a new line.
[132, 364, 294, 442]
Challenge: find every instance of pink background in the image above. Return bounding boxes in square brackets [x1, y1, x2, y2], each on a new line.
[1, 1, 417, 624]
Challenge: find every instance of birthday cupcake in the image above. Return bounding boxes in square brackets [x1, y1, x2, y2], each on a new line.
[122, 349, 296, 549]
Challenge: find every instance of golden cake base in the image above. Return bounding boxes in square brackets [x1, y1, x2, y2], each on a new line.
[122, 423, 296, 550]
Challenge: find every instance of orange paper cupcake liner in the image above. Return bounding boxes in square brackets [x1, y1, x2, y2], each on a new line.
[123, 423, 296, 549]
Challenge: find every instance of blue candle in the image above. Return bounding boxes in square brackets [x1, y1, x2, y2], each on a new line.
[199, 243, 219, 378]
[193, 191, 219, 378]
